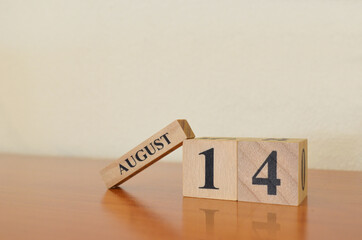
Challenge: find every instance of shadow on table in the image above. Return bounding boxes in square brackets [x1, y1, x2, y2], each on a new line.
[102, 188, 181, 239]
[182, 197, 308, 239]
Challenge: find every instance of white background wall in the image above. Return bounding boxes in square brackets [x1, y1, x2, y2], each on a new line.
[1, 0, 361, 170]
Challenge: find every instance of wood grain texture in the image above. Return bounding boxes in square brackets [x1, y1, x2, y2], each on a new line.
[0, 154, 361, 240]
[183, 138, 237, 200]
[238, 139, 308, 206]
[100, 119, 194, 188]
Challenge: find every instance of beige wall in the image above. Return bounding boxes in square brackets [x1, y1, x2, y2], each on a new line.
[0, 1, 361, 170]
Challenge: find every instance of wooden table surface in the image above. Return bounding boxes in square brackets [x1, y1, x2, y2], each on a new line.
[0, 154, 361, 240]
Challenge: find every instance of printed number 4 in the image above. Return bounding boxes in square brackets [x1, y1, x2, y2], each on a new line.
[252, 151, 281, 195]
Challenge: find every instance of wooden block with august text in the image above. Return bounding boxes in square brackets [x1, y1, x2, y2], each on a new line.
[100, 119, 195, 188]
[237, 138, 308, 206]
[183, 138, 238, 200]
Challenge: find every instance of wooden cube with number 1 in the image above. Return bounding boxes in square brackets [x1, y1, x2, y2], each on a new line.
[183, 138, 238, 200]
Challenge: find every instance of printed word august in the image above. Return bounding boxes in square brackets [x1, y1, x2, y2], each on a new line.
[119, 133, 171, 174]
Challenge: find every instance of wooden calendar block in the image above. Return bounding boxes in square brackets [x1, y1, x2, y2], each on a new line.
[100, 119, 195, 188]
[237, 138, 308, 206]
[183, 138, 238, 200]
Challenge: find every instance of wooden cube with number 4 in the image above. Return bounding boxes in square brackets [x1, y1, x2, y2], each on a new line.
[238, 138, 307, 206]
[183, 138, 308, 206]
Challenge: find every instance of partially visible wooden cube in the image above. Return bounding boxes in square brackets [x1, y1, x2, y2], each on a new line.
[237, 138, 308, 206]
[183, 138, 238, 200]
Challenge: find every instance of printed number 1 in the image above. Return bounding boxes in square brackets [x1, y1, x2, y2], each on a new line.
[252, 151, 281, 195]
[199, 148, 219, 189]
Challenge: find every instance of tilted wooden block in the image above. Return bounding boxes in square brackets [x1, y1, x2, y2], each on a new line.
[183, 138, 238, 200]
[100, 119, 195, 188]
[183, 138, 308, 206]
[238, 138, 308, 206]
